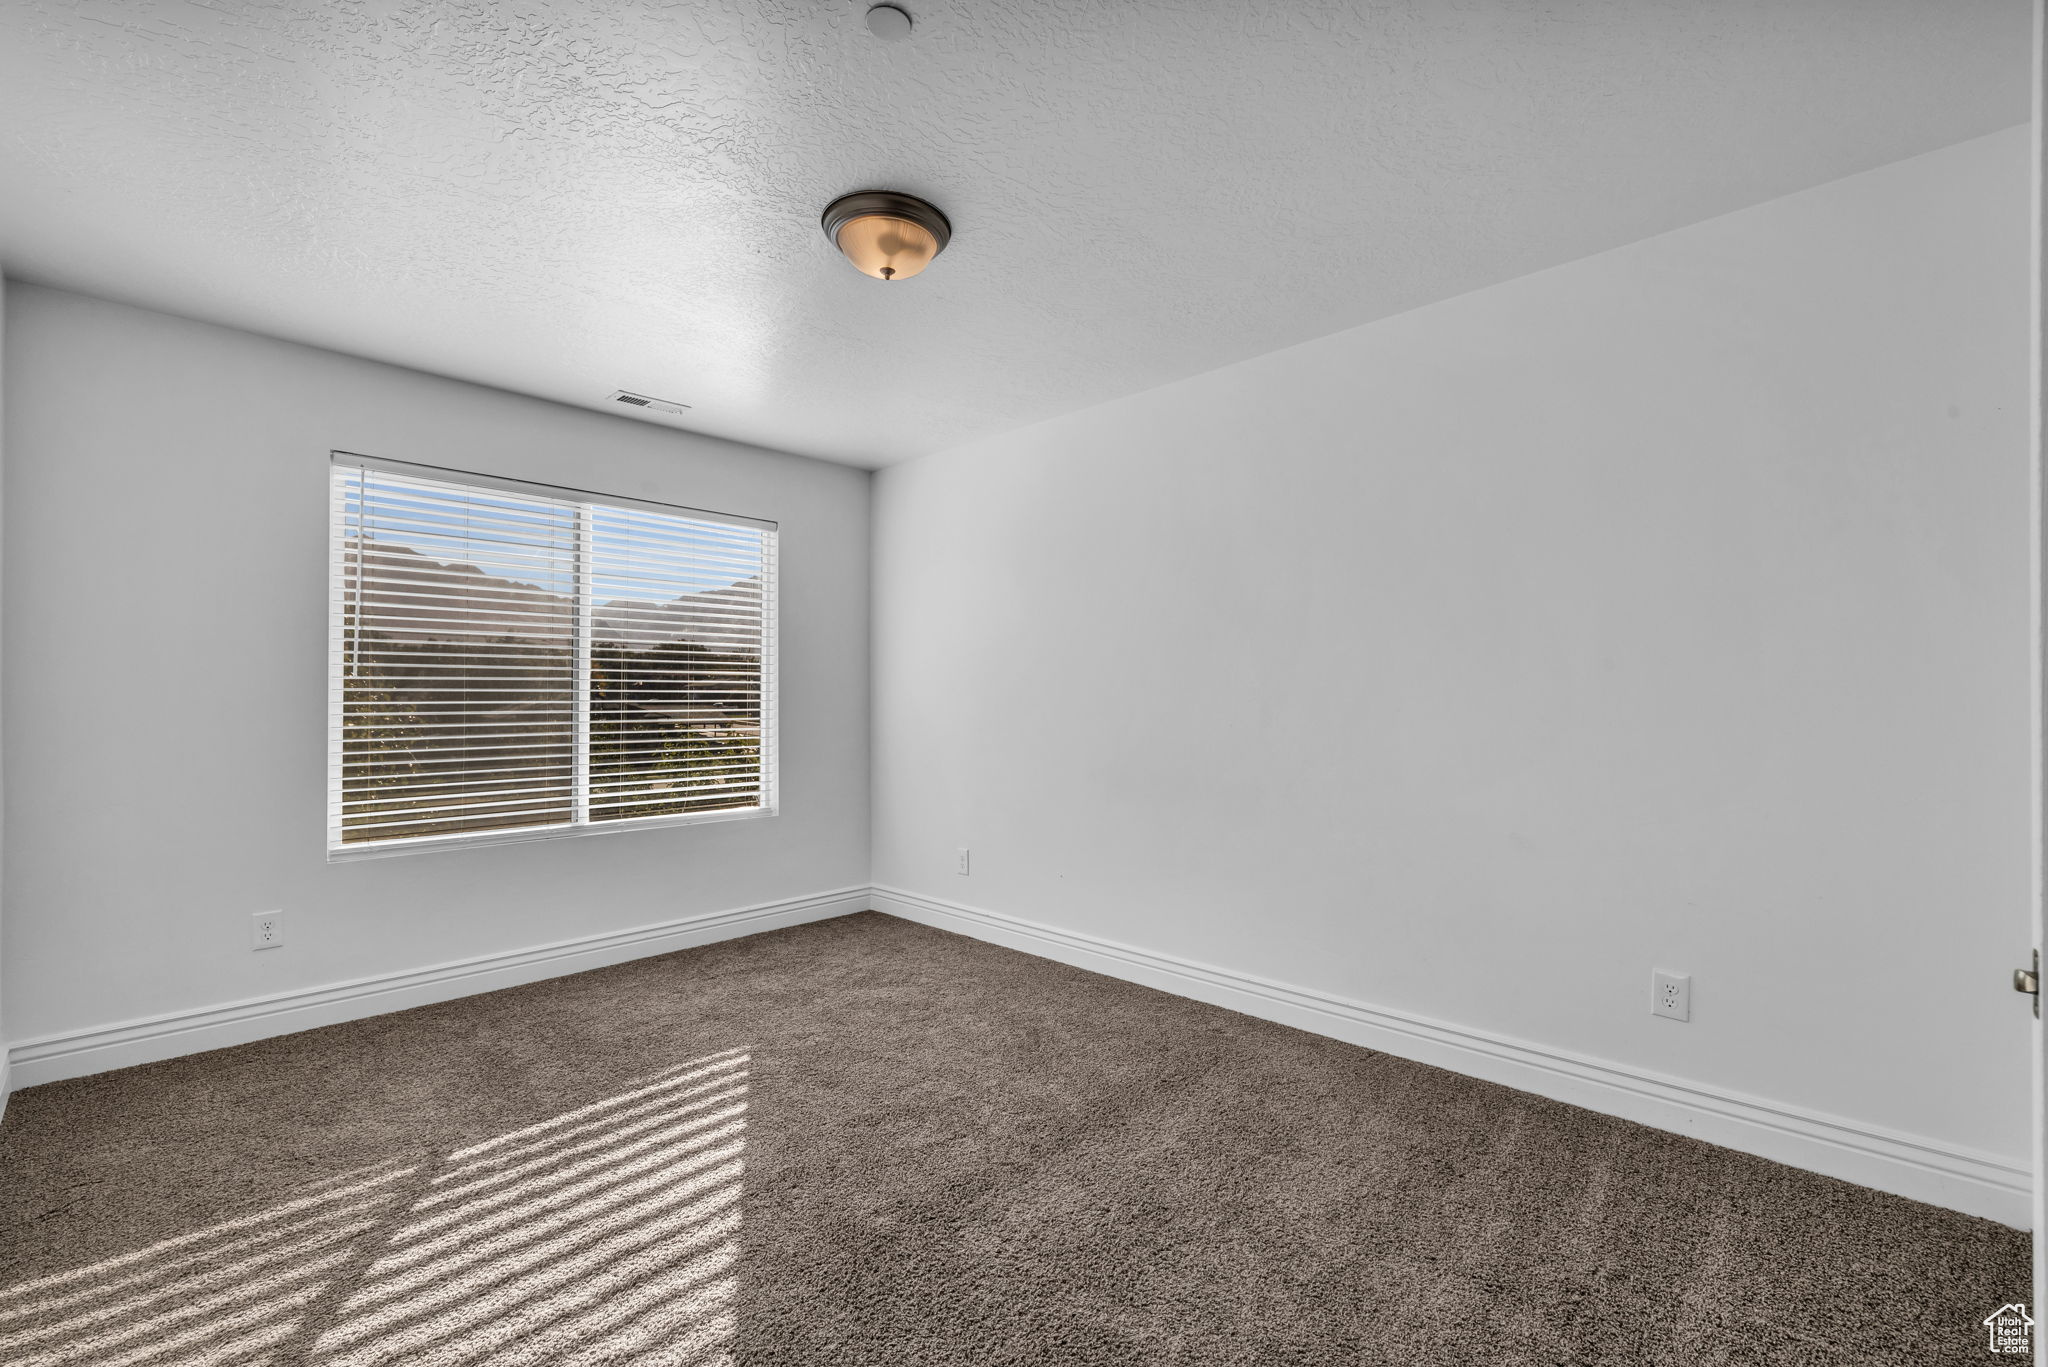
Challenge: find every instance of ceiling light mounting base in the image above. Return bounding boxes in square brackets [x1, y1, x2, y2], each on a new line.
[865, 5, 913, 41]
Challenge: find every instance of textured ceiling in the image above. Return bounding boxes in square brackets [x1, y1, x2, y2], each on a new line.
[0, 1, 2031, 467]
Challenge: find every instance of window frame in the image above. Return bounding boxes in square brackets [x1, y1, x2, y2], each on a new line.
[326, 452, 779, 862]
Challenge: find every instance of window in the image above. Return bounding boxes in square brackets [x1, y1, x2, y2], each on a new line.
[329, 455, 777, 856]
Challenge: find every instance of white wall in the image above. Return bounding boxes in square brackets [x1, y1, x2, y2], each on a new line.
[874, 128, 2034, 1198]
[1, 284, 870, 1052]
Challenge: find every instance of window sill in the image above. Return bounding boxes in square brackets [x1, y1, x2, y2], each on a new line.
[326, 804, 775, 862]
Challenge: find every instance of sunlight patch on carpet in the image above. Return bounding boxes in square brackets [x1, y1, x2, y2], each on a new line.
[0, 1049, 751, 1367]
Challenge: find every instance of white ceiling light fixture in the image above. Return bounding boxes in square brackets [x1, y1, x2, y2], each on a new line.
[821, 191, 951, 282]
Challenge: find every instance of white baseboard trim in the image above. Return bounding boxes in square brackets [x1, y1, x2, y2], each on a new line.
[9, 882, 2030, 1228]
[5, 886, 871, 1092]
[871, 884, 2031, 1229]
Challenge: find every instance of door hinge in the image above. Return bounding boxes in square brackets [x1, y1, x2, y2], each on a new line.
[2015, 949, 2039, 1018]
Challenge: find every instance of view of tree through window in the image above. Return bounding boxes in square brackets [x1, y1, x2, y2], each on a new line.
[331, 461, 775, 849]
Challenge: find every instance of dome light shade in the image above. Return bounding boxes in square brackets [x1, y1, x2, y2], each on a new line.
[822, 191, 951, 281]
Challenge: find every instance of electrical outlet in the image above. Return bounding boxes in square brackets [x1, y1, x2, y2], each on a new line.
[956, 848, 971, 876]
[1651, 969, 1690, 1022]
[251, 911, 284, 951]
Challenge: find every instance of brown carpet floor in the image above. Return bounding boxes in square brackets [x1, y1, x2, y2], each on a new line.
[0, 911, 2028, 1365]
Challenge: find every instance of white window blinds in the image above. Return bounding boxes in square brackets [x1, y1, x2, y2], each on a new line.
[329, 457, 776, 853]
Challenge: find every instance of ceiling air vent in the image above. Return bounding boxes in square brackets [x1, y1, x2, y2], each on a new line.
[607, 389, 692, 417]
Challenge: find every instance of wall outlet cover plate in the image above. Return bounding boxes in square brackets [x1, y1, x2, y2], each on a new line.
[252, 911, 284, 950]
[1652, 969, 1690, 1022]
